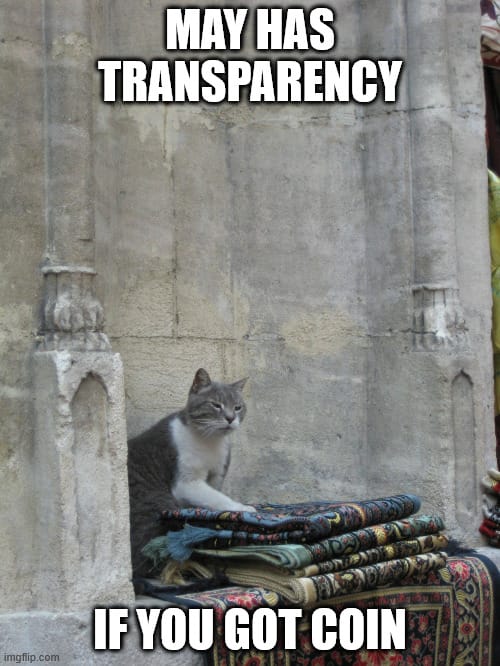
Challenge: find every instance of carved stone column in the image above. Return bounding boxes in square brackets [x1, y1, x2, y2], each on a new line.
[406, 2, 468, 351]
[406, 1, 485, 536]
[39, 266, 109, 352]
[412, 284, 467, 351]
[361, 0, 488, 544]
[33, 0, 133, 608]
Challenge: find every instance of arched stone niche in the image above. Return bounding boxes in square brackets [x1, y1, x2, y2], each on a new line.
[33, 352, 133, 609]
[452, 371, 477, 532]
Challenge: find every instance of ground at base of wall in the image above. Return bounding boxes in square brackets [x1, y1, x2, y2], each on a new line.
[0, 601, 202, 666]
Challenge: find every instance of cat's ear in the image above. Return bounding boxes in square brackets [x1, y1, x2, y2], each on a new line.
[232, 377, 248, 392]
[191, 368, 212, 393]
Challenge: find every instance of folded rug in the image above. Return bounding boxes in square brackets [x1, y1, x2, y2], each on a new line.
[482, 0, 500, 68]
[145, 554, 500, 666]
[480, 469, 500, 546]
[191, 533, 448, 580]
[154, 494, 421, 560]
[162, 544, 449, 606]
[192, 514, 445, 569]
[200, 551, 448, 606]
[483, 499, 500, 525]
[488, 467, 500, 482]
[481, 474, 500, 496]
[480, 518, 500, 546]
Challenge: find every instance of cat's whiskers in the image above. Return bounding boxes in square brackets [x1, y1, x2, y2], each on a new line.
[193, 419, 224, 438]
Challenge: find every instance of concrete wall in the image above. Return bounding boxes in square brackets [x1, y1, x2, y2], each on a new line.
[0, 0, 496, 662]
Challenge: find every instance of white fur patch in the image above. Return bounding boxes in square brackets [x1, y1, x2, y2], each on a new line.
[170, 416, 227, 482]
[170, 416, 254, 512]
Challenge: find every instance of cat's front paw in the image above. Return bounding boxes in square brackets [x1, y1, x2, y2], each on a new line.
[241, 504, 257, 513]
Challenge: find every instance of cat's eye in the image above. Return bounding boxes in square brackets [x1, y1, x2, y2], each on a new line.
[211, 402, 222, 410]
[235, 405, 242, 412]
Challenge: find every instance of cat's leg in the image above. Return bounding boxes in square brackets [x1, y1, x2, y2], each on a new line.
[173, 479, 256, 512]
[206, 470, 256, 511]
[207, 469, 226, 491]
[129, 488, 180, 578]
[207, 444, 231, 491]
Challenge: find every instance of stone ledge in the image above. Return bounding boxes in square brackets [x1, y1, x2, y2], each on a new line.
[0, 608, 202, 666]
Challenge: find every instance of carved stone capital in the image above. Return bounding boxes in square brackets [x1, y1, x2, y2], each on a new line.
[38, 266, 110, 351]
[412, 284, 468, 351]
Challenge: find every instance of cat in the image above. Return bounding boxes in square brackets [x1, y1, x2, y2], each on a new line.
[128, 367, 255, 577]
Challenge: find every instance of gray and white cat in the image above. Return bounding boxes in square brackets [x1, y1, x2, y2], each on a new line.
[128, 368, 255, 576]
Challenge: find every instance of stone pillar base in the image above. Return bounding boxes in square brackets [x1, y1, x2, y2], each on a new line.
[33, 350, 134, 609]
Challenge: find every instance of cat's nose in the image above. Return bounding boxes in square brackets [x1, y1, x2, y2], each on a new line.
[225, 415, 235, 424]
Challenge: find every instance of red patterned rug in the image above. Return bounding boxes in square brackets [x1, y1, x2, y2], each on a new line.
[149, 554, 500, 666]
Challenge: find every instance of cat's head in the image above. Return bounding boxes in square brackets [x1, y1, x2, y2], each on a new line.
[185, 368, 248, 437]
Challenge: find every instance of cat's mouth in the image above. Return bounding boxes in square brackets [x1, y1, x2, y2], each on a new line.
[193, 421, 238, 437]
[221, 422, 238, 431]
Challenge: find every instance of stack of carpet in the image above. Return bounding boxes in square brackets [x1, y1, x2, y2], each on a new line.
[480, 468, 500, 546]
[146, 555, 499, 666]
[141, 494, 500, 664]
[143, 493, 449, 606]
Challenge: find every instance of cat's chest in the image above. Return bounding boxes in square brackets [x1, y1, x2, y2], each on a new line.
[170, 416, 228, 479]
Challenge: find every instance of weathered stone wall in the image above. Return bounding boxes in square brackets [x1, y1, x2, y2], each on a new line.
[360, 1, 495, 536]
[0, 1, 45, 611]
[0, 0, 496, 662]
[94, 0, 370, 508]
[93, 0, 495, 538]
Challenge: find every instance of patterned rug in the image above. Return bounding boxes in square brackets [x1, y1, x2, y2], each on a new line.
[192, 515, 446, 569]
[480, 467, 500, 546]
[482, 0, 500, 69]
[197, 549, 449, 607]
[148, 554, 500, 666]
[147, 495, 421, 561]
